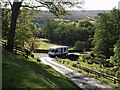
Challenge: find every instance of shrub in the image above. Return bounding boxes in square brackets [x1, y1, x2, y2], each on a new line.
[90, 52, 95, 57]
[94, 57, 101, 64]
[87, 59, 94, 64]
[116, 69, 120, 78]
[72, 63, 77, 67]
[96, 53, 106, 59]
[73, 41, 85, 52]
[79, 54, 91, 63]
[37, 58, 41, 62]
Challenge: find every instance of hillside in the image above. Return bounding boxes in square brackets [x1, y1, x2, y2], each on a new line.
[2, 49, 81, 89]
[35, 10, 110, 20]
[34, 10, 110, 26]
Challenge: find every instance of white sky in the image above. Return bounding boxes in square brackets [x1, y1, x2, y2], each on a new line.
[3, 0, 120, 10]
[83, 0, 120, 10]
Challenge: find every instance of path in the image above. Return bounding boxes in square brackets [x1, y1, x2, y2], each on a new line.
[34, 53, 114, 90]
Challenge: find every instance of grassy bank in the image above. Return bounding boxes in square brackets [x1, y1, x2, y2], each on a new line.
[2, 49, 81, 90]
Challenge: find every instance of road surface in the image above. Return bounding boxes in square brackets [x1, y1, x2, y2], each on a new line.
[34, 53, 114, 90]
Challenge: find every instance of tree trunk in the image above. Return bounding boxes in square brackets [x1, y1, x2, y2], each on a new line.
[6, 2, 22, 52]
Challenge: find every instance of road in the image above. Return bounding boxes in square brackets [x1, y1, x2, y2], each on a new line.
[34, 53, 114, 90]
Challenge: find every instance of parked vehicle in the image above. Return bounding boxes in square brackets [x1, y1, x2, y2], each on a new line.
[67, 53, 79, 60]
[48, 46, 68, 58]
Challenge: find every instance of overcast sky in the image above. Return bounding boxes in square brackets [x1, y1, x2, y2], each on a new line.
[4, 0, 120, 10]
[83, 0, 120, 10]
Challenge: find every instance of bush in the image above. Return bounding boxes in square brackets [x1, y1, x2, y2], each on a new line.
[94, 58, 101, 64]
[116, 70, 120, 78]
[73, 41, 85, 52]
[90, 52, 95, 57]
[87, 59, 94, 64]
[103, 59, 114, 67]
[37, 58, 41, 62]
[96, 53, 106, 59]
[79, 54, 91, 63]
[72, 63, 77, 67]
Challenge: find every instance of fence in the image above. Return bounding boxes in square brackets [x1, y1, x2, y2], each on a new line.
[2, 41, 27, 56]
[34, 49, 84, 53]
[55, 58, 120, 84]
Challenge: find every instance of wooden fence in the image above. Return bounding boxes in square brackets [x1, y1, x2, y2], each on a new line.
[2, 41, 27, 56]
[55, 58, 120, 84]
[34, 49, 84, 53]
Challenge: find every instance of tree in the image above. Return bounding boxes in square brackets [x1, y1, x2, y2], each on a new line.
[3, 0, 83, 52]
[78, 20, 95, 38]
[6, 1, 23, 51]
[93, 13, 110, 57]
[111, 37, 120, 66]
[93, 9, 120, 58]
[110, 37, 120, 78]
[2, 8, 10, 40]
[73, 40, 85, 52]
[42, 19, 90, 46]
[15, 8, 37, 49]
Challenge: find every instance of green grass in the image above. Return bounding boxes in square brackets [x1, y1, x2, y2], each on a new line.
[2, 49, 81, 90]
[35, 38, 73, 50]
[37, 38, 58, 50]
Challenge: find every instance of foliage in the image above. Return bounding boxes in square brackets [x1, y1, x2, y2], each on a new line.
[79, 53, 114, 67]
[93, 9, 120, 58]
[15, 8, 37, 50]
[73, 41, 85, 52]
[2, 8, 10, 39]
[111, 37, 120, 66]
[42, 19, 94, 50]
[78, 20, 95, 37]
[110, 37, 120, 78]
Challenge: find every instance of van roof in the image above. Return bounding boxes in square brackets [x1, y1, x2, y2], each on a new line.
[49, 46, 68, 49]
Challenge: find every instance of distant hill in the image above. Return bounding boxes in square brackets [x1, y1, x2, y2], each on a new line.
[34, 10, 110, 24]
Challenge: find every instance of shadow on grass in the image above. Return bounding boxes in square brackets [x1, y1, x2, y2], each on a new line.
[2, 49, 82, 90]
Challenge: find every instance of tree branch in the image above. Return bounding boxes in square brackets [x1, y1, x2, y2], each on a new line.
[8, 0, 13, 8]
[21, 5, 44, 8]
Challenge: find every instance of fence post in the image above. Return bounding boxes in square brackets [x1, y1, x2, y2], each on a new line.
[66, 61, 68, 65]
[15, 46, 17, 54]
[114, 79, 116, 84]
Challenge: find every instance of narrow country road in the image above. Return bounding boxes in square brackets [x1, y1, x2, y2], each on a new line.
[34, 53, 114, 90]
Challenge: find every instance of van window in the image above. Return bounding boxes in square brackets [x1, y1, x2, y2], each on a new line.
[58, 49, 62, 54]
[55, 49, 58, 53]
[64, 48, 66, 52]
[50, 49, 55, 52]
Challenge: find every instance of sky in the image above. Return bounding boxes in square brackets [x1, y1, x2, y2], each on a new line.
[3, 0, 120, 10]
[83, 0, 120, 10]
[40, 0, 120, 10]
